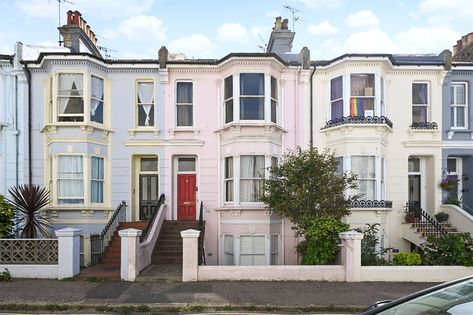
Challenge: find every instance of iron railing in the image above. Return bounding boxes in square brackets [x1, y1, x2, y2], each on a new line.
[0, 239, 58, 264]
[139, 194, 166, 243]
[90, 201, 127, 265]
[322, 115, 393, 130]
[198, 201, 206, 265]
[410, 122, 438, 130]
[405, 202, 447, 238]
[350, 200, 393, 208]
[461, 203, 473, 216]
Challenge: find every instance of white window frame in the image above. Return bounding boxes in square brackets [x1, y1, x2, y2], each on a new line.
[176, 81, 194, 128]
[136, 80, 155, 128]
[342, 155, 385, 200]
[239, 234, 267, 266]
[57, 73, 85, 123]
[412, 82, 430, 124]
[450, 82, 468, 129]
[239, 155, 265, 204]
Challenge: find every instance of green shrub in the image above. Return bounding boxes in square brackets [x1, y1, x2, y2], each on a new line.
[422, 233, 473, 266]
[434, 212, 449, 222]
[0, 269, 12, 282]
[0, 195, 15, 238]
[392, 252, 422, 266]
[355, 223, 390, 266]
[297, 217, 349, 265]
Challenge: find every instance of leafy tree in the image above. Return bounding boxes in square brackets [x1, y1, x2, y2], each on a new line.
[422, 233, 473, 266]
[7, 184, 52, 238]
[262, 147, 358, 264]
[0, 194, 15, 238]
[262, 146, 359, 227]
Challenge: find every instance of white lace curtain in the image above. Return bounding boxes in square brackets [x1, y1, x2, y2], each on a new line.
[58, 156, 84, 201]
[240, 156, 265, 202]
[138, 82, 154, 126]
[58, 74, 83, 114]
[351, 156, 376, 200]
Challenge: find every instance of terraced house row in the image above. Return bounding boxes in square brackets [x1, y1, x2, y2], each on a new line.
[1, 11, 473, 267]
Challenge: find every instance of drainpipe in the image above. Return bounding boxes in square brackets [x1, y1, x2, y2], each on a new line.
[22, 62, 32, 185]
[14, 74, 19, 187]
[309, 65, 316, 148]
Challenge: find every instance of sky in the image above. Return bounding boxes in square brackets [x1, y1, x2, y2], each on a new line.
[0, 0, 471, 60]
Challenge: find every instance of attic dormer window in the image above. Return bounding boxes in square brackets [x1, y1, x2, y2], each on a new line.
[58, 73, 84, 122]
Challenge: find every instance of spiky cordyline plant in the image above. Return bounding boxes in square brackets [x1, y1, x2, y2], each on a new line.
[7, 184, 52, 238]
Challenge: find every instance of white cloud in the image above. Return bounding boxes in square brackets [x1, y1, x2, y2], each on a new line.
[292, 0, 344, 9]
[395, 26, 459, 53]
[16, 0, 155, 20]
[343, 29, 400, 53]
[102, 29, 118, 41]
[117, 15, 166, 42]
[419, 0, 471, 22]
[346, 10, 380, 28]
[307, 21, 338, 35]
[265, 10, 281, 18]
[168, 34, 215, 58]
[217, 23, 249, 43]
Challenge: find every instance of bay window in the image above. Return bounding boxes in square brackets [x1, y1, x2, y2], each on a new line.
[339, 155, 385, 200]
[176, 82, 193, 127]
[240, 155, 265, 202]
[412, 83, 429, 123]
[58, 155, 84, 204]
[136, 81, 154, 127]
[224, 74, 279, 124]
[451, 82, 468, 129]
[58, 73, 84, 122]
[328, 73, 384, 120]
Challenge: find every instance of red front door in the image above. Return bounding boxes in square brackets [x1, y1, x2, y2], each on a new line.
[177, 174, 196, 220]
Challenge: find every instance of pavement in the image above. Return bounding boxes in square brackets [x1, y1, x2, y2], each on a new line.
[0, 278, 438, 314]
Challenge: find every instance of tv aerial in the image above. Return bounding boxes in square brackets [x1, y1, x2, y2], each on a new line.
[98, 46, 117, 59]
[283, 4, 302, 31]
[49, 0, 75, 46]
[257, 34, 267, 52]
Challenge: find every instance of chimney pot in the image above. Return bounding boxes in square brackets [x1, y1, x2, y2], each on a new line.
[273, 17, 282, 31]
[282, 19, 289, 30]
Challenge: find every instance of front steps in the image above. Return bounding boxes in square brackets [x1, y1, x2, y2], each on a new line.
[402, 221, 459, 247]
[152, 220, 199, 265]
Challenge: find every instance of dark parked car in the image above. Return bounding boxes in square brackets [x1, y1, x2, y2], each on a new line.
[361, 275, 473, 314]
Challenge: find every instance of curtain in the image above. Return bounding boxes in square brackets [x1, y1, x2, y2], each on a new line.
[58, 156, 83, 202]
[91, 157, 104, 203]
[90, 76, 104, 117]
[240, 236, 266, 266]
[138, 82, 154, 126]
[351, 156, 376, 200]
[413, 83, 428, 104]
[240, 156, 264, 202]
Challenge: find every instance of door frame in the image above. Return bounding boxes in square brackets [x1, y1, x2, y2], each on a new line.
[132, 155, 159, 221]
[173, 155, 198, 220]
[408, 156, 425, 210]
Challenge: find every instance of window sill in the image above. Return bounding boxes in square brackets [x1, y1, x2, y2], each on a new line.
[42, 123, 113, 136]
[216, 122, 287, 134]
[168, 128, 199, 139]
[409, 122, 438, 130]
[447, 129, 473, 140]
[349, 200, 393, 210]
[128, 128, 160, 138]
[321, 116, 393, 130]
[216, 204, 267, 211]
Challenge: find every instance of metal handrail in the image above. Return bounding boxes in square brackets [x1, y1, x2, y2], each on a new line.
[90, 201, 127, 265]
[198, 201, 206, 265]
[405, 202, 448, 238]
[139, 194, 165, 243]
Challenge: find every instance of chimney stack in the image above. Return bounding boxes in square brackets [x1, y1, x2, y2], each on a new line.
[452, 32, 473, 62]
[59, 10, 100, 56]
[266, 16, 295, 56]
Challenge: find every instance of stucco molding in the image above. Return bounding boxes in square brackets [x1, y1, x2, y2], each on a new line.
[123, 139, 204, 147]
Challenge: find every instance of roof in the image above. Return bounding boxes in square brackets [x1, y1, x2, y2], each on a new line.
[312, 53, 445, 67]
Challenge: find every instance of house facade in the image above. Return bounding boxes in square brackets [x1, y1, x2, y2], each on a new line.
[311, 53, 448, 251]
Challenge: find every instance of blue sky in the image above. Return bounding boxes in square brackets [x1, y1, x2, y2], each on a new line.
[0, 0, 471, 60]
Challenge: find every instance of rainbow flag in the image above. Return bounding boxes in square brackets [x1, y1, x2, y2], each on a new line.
[350, 98, 363, 116]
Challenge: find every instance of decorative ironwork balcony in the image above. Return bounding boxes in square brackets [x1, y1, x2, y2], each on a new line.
[322, 116, 393, 130]
[409, 122, 438, 130]
[350, 200, 393, 208]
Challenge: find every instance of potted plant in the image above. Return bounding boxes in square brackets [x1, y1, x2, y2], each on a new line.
[434, 211, 449, 223]
[440, 177, 458, 191]
[445, 198, 461, 207]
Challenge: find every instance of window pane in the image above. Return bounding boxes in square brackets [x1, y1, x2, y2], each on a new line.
[350, 74, 374, 96]
[137, 82, 154, 104]
[58, 156, 84, 204]
[412, 83, 428, 105]
[358, 180, 375, 200]
[91, 157, 104, 180]
[331, 76, 343, 100]
[447, 159, 457, 173]
[225, 157, 233, 178]
[271, 100, 277, 123]
[138, 104, 154, 127]
[456, 107, 465, 127]
[271, 76, 278, 99]
[331, 100, 343, 120]
[412, 106, 427, 123]
[177, 82, 193, 103]
[351, 156, 375, 178]
[91, 76, 104, 124]
[240, 179, 263, 202]
[225, 181, 234, 202]
[141, 158, 158, 171]
[408, 158, 420, 173]
[178, 158, 195, 172]
[335, 157, 343, 175]
[350, 98, 374, 116]
[241, 156, 265, 178]
[452, 84, 466, 105]
[177, 105, 193, 126]
[224, 76, 233, 99]
[240, 73, 264, 95]
[225, 99, 233, 123]
[253, 236, 266, 254]
[240, 97, 264, 120]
